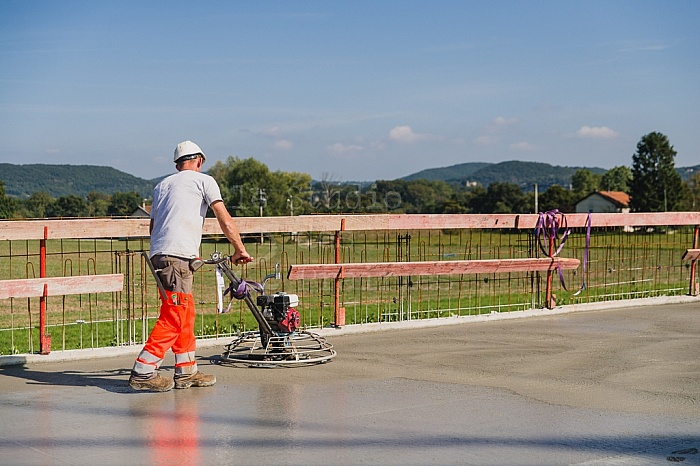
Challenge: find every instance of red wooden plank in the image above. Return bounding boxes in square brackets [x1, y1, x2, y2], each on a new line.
[682, 249, 700, 261]
[0, 274, 124, 299]
[287, 258, 580, 280]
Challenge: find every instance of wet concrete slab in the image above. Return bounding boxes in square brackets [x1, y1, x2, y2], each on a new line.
[1, 302, 699, 465]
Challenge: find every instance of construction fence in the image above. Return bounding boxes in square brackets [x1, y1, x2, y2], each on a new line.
[0, 212, 698, 356]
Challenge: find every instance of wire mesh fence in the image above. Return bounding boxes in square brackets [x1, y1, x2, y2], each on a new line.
[0, 215, 697, 355]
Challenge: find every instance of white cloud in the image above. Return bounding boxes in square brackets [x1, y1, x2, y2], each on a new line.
[576, 126, 619, 139]
[328, 142, 364, 153]
[369, 140, 387, 151]
[260, 126, 284, 138]
[473, 116, 518, 147]
[509, 141, 538, 152]
[389, 125, 440, 143]
[274, 139, 293, 150]
[257, 126, 293, 150]
[493, 116, 518, 127]
[618, 42, 669, 53]
[474, 135, 497, 146]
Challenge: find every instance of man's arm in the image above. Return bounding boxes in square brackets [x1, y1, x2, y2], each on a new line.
[210, 200, 253, 265]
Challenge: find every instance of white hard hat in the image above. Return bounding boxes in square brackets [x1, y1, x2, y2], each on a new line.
[173, 140, 206, 163]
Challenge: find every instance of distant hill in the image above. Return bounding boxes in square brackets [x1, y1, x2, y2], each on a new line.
[0, 164, 157, 198]
[402, 162, 492, 182]
[400, 161, 605, 191]
[401, 161, 700, 191]
[466, 161, 607, 191]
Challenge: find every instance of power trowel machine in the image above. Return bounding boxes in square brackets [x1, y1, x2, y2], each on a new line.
[145, 251, 336, 367]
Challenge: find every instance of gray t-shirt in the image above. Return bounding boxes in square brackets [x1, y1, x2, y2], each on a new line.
[149, 170, 223, 259]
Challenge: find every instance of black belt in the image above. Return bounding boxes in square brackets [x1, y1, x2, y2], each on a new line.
[152, 254, 204, 272]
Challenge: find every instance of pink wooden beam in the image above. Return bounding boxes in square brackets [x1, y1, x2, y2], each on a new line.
[0, 219, 150, 241]
[226, 212, 700, 232]
[2, 212, 699, 240]
[0, 274, 124, 299]
[682, 249, 700, 261]
[288, 258, 580, 280]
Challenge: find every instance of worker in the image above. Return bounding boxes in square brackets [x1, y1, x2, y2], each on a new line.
[129, 140, 253, 392]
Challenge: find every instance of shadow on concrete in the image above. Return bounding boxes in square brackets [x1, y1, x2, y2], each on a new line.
[0, 365, 134, 394]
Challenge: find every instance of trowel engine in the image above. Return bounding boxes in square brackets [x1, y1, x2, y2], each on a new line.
[256, 292, 301, 333]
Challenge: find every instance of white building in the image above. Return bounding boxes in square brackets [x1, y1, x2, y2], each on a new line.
[575, 191, 630, 213]
[130, 204, 151, 218]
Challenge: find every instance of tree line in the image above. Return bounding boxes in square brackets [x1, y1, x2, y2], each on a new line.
[0, 132, 698, 219]
[0, 189, 144, 219]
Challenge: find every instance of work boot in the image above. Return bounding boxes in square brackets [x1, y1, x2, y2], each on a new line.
[174, 371, 216, 389]
[129, 373, 174, 392]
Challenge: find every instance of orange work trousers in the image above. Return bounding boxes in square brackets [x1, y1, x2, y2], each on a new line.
[133, 291, 198, 376]
[147, 291, 196, 358]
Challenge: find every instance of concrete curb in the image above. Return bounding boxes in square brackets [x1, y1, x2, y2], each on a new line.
[2, 294, 697, 367]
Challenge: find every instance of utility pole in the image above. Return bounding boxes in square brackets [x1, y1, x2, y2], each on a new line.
[258, 188, 267, 243]
[287, 196, 298, 241]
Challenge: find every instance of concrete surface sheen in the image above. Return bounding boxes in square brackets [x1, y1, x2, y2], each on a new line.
[0, 302, 699, 465]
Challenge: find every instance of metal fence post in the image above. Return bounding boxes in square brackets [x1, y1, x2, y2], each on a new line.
[39, 226, 51, 354]
[334, 218, 346, 327]
[690, 225, 699, 296]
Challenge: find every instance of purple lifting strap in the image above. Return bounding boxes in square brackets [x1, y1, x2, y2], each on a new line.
[535, 210, 591, 296]
[224, 279, 264, 300]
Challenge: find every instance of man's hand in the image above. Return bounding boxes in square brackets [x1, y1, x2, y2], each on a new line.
[211, 201, 255, 266]
[230, 250, 253, 266]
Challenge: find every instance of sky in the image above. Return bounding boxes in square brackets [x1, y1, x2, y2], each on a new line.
[0, 1, 698, 182]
